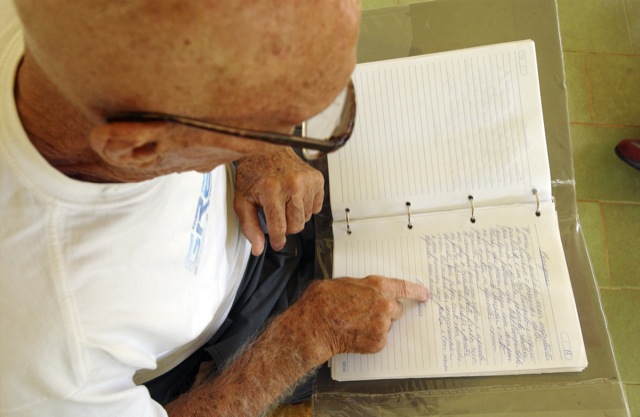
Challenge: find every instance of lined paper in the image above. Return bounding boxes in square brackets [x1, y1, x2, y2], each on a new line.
[318, 41, 587, 381]
[331, 204, 587, 380]
[310, 41, 552, 222]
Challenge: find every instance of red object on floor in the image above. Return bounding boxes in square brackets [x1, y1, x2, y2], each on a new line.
[615, 139, 640, 171]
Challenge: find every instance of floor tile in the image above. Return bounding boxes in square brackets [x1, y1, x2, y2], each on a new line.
[557, 0, 633, 53]
[570, 124, 640, 202]
[587, 53, 640, 126]
[601, 203, 640, 288]
[361, 0, 398, 10]
[577, 202, 610, 287]
[600, 289, 640, 384]
[625, 0, 640, 53]
[626, 383, 640, 417]
[398, 0, 436, 4]
[564, 52, 592, 124]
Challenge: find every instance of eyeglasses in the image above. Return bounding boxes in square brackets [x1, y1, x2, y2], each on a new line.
[106, 79, 357, 161]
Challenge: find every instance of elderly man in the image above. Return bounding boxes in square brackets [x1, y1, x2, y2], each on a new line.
[0, 1, 428, 416]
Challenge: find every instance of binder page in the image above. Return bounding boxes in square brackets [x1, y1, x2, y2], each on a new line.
[330, 202, 587, 381]
[308, 40, 552, 222]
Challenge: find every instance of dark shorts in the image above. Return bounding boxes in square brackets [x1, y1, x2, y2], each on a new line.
[144, 220, 317, 406]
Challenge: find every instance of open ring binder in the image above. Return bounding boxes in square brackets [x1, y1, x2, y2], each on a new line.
[533, 188, 541, 216]
[318, 41, 586, 382]
[468, 195, 476, 223]
[342, 188, 542, 234]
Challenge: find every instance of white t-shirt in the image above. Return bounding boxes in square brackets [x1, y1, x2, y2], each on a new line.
[0, 3, 251, 416]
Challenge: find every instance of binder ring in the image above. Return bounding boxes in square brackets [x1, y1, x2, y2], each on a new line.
[406, 202, 413, 229]
[468, 195, 476, 223]
[345, 208, 352, 234]
[532, 188, 541, 217]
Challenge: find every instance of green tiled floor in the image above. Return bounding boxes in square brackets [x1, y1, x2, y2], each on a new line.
[358, 0, 640, 414]
[559, 1, 640, 416]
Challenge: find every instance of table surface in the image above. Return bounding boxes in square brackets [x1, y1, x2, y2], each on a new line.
[311, 1, 630, 416]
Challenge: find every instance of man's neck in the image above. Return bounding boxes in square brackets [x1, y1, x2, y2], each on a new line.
[14, 54, 125, 183]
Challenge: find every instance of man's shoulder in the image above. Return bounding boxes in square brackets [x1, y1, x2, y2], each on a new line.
[0, 0, 21, 44]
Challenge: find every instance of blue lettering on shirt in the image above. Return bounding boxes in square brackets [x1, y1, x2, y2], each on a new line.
[185, 173, 212, 274]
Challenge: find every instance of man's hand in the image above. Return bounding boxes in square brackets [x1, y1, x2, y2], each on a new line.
[234, 147, 324, 256]
[291, 275, 430, 360]
[166, 276, 427, 417]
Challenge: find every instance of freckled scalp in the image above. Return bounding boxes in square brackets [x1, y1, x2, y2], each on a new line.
[14, 0, 360, 127]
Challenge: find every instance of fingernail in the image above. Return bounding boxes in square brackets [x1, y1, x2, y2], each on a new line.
[271, 239, 286, 252]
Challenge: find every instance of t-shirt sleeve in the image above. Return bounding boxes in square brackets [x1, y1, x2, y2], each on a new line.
[3, 373, 169, 417]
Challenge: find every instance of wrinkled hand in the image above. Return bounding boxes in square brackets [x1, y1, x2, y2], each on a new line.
[293, 276, 429, 359]
[234, 147, 324, 256]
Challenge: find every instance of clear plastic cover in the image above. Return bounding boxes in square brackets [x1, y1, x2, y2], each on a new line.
[309, 0, 629, 415]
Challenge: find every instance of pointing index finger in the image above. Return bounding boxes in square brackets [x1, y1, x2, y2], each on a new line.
[372, 276, 430, 302]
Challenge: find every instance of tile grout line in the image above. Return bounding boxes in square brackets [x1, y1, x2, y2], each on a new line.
[563, 49, 640, 57]
[570, 121, 640, 129]
[599, 287, 640, 291]
[584, 56, 595, 123]
[598, 202, 613, 289]
[577, 199, 640, 206]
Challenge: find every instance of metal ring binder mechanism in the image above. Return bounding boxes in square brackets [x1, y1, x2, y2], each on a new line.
[344, 191, 541, 234]
[345, 208, 352, 235]
[467, 191, 541, 223]
[533, 188, 541, 216]
[468, 195, 476, 223]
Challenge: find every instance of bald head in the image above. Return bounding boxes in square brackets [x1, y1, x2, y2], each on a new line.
[14, 0, 360, 129]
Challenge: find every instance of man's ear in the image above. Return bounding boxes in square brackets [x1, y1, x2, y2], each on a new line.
[89, 122, 167, 169]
